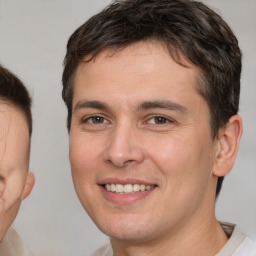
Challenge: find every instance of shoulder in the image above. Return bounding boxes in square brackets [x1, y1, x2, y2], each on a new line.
[90, 244, 113, 256]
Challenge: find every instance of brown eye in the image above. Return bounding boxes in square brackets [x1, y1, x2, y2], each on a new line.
[154, 116, 169, 124]
[148, 116, 171, 124]
[85, 116, 107, 124]
[92, 116, 105, 124]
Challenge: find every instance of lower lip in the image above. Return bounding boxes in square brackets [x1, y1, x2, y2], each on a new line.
[99, 185, 156, 204]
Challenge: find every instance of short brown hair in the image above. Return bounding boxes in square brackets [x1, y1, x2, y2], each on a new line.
[0, 64, 32, 136]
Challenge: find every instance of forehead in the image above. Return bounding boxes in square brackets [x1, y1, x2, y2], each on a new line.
[73, 41, 203, 106]
[0, 100, 26, 124]
[0, 99, 29, 127]
[0, 101, 30, 156]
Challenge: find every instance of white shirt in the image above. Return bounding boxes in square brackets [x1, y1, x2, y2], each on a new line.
[216, 222, 256, 256]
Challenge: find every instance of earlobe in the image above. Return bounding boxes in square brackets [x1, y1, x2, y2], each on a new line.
[21, 172, 35, 200]
[213, 115, 243, 177]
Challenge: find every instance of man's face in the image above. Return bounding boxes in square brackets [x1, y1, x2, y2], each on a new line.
[0, 102, 30, 239]
[69, 41, 219, 242]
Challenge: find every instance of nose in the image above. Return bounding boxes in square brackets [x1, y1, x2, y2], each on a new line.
[103, 125, 145, 168]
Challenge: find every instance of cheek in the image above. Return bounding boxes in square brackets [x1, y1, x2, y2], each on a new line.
[70, 134, 93, 164]
[145, 135, 216, 220]
[146, 133, 214, 189]
[2, 170, 25, 211]
[69, 135, 103, 184]
[146, 134, 193, 172]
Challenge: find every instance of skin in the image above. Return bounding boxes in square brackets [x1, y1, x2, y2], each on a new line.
[0, 101, 34, 241]
[69, 41, 242, 256]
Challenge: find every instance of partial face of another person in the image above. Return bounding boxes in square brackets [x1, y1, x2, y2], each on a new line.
[69, 41, 236, 243]
[0, 101, 34, 240]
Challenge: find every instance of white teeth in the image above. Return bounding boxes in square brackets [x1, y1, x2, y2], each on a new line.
[104, 183, 154, 194]
[140, 185, 145, 191]
[110, 184, 116, 192]
[124, 184, 133, 193]
[133, 184, 140, 192]
[116, 184, 124, 193]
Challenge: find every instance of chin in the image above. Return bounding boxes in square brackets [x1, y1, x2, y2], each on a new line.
[105, 229, 153, 243]
[95, 214, 156, 243]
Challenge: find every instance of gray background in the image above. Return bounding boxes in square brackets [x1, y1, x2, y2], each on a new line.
[0, 0, 255, 255]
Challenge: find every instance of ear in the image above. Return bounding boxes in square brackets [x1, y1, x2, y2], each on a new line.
[21, 172, 35, 200]
[212, 115, 243, 177]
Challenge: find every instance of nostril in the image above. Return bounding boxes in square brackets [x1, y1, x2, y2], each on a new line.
[123, 159, 138, 167]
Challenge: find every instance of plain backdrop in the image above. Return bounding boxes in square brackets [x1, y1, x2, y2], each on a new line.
[0, 0, 255, 255]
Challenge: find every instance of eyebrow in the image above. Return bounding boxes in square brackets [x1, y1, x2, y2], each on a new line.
[73, 99, 187, 114]
[136, 100, 188, 113]
[73, 100, 109, 114]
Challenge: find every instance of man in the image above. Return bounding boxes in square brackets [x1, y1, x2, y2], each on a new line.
[0, 64, 35, 256]
[62, 0, 256, 255]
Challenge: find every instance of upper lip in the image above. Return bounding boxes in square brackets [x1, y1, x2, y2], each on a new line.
[98, 178, 157, 186]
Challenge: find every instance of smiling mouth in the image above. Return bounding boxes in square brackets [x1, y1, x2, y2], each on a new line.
[104, 184, 156, 194]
